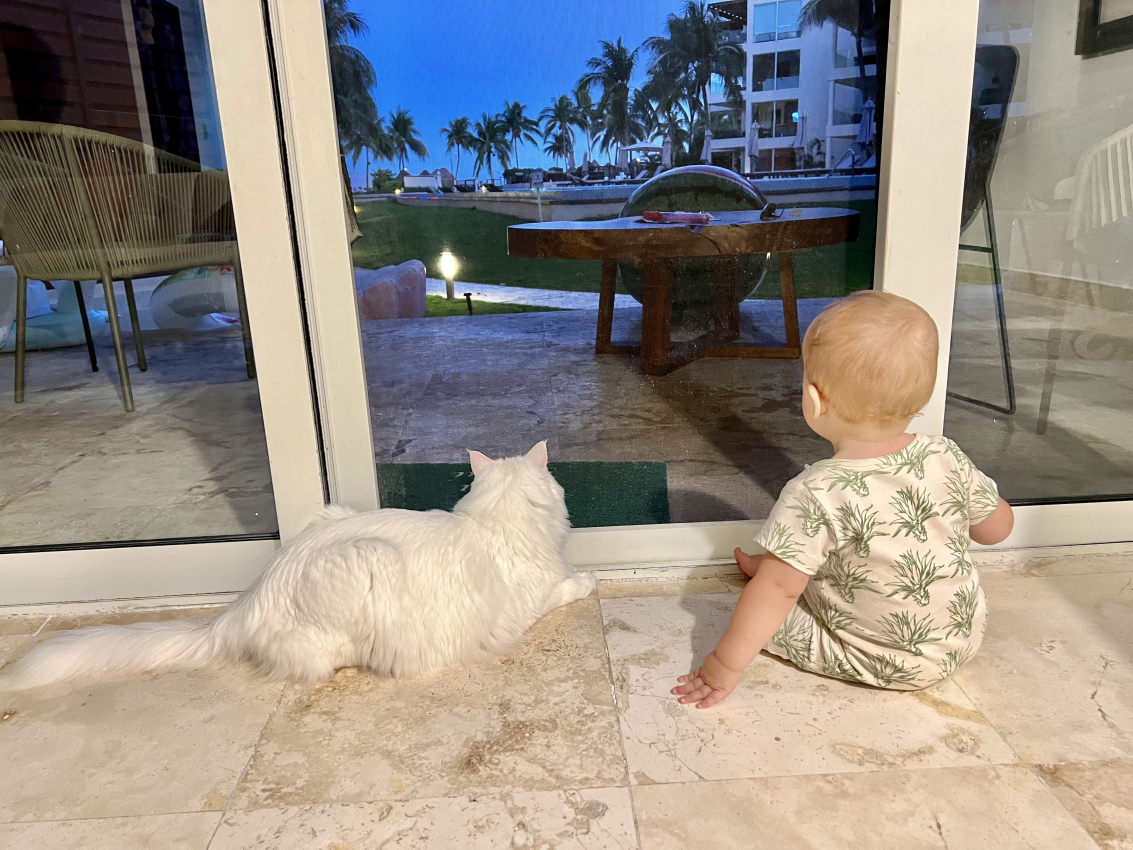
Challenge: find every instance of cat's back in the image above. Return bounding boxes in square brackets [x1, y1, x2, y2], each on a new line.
[294, 506, 487, 562]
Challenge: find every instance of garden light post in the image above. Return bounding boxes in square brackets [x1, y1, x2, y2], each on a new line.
[440, 251, 458, 301]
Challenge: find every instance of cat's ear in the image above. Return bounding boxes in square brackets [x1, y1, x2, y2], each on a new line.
[468, 450, 494, 477]
[525, 440, 549, 470]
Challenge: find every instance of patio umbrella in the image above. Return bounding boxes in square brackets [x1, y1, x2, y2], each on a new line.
[748, 130, 764, 171]
[567, 145, 576, 172]
[857, 99, 876, 145]
[701, 125, 713, 163]
[661, 136, 673, 169]
[794, 112, 808, 165]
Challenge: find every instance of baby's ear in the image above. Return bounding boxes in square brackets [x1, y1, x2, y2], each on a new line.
[525, 440, 549, 470]
[468, 450, 494, 476]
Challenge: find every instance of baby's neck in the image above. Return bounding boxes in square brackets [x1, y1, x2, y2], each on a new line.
[830, 431, 916, 461]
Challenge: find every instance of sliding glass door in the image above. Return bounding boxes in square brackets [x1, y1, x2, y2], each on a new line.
[0, 0, 331, 603]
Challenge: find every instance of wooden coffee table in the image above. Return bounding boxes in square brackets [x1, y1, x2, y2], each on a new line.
[507, 207, 860, 374]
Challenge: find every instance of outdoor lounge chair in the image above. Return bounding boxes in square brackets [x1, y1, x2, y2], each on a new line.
[0, 120, 254, 412]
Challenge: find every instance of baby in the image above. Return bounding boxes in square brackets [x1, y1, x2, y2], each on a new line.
[674, 291, 1014, 708]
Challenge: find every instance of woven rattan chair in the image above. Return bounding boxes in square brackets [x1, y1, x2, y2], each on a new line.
[0, 121, 254, 412]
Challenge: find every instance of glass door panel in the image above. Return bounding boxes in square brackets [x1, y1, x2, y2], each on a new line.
[0, 0, 277, 548]
[943, 0, 1133, 503]
[326, 0, 889, 526]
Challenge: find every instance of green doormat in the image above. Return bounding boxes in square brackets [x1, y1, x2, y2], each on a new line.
[377, 461, 669, 528]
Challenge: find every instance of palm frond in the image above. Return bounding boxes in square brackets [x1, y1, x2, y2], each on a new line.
[771, 608, 813, 668]
[810, 594, 855, 633]
[946, 583, 980, 638]
[860, 652, 921, 688]
[884, 443, 941, 480]
[938, 646, 974, 679]
[890, 487, 939, 543]
[946, 533, 972, 577]
[885, 550, 947, 607]
[787, 490, 834, 538]
[878, 611, 942, 656]
[834, 503, 887, 557]
[823, 466, 878, 497]
[760, 521, 804, 562]
[822, 644, 862, 681]
[815, 550, 878, 604]
[941, 470, 970, 519]
[971, 484, 1000, 521]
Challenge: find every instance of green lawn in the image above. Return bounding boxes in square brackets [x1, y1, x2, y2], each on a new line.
[353, 198, 876, 301]
[424, 295, 560, 318]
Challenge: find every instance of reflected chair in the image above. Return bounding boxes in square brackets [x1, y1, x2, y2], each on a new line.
[950, 45, 1019, 415]
[0, 121, 254, 412]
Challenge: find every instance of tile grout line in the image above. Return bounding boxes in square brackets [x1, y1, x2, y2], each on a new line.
[204, 682, 289, 849]
[594, 595, 645, 850]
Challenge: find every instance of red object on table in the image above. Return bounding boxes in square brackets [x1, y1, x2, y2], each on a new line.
[641, 210, 713, 225]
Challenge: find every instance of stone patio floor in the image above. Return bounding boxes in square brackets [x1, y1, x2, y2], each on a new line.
[0, 547, 1130, 849]
[2, 282, 1130, 548]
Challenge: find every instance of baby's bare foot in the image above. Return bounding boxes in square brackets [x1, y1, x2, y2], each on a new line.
[734, 547, 758, 577]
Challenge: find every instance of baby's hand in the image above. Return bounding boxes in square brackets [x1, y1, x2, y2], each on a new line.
[671, 651, 743, 709]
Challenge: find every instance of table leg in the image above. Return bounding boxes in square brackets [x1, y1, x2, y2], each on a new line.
[641, 259, 673, 374]
[711, 256, 740, 341]
[779, 252, 801, 355]
[596, 260, 617, 355]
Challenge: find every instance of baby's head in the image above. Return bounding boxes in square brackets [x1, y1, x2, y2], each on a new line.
[801, 291, 938, 440]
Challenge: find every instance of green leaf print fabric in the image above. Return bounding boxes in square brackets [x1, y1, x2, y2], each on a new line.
[755, 435, 998, 690]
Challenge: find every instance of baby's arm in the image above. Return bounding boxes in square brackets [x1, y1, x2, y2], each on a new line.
[672, 550, 809, 709]
[970, 498, 1014, 546]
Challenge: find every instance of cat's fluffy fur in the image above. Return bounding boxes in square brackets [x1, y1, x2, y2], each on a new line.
[2, 442, 595, 690]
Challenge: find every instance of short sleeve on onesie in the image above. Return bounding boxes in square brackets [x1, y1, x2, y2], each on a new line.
[755, 477, 837, 576]
[940, 437, 1000, 525]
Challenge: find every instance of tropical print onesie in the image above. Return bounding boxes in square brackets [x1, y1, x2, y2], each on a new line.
[755, 435, 1000, 690]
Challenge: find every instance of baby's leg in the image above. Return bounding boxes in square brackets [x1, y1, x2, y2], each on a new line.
[764, 599, 862, 686]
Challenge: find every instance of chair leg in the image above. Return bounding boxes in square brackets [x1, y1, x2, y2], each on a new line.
[947, 191, 1016, 416]
[984, 188, 1016, 415]
[14, 272, 26, 403]
[123, 277, 147, 372]
[232, 256, 256, 379]
[74, 281, 98, 373]
[101, 276, 135, 412]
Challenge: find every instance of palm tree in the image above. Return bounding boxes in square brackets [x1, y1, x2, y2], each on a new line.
[440, 116, 475, 180]
[472, 113, 510, 184]
[800, 0, 875, 100]
[578, 37, 643, 157]
[539, 95, 577, 169]
[543, 131, 574, 168]
[645, 1, 744, 162]
[572, 83, 599, 163]
[324, 0, 390, 170]
[387, 107, 428, 173]
[499, 101, 539, 170]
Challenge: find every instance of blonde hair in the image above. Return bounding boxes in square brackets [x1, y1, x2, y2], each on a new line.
[802, 291, 938, 424]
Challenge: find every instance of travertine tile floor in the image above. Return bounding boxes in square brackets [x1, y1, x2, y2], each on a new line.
[0, 549, 1130, 849]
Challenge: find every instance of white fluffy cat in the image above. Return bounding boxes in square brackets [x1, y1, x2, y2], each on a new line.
[2, 441, 595, 689]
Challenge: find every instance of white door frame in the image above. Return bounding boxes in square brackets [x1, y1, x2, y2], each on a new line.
[1, 0, 1129, 609]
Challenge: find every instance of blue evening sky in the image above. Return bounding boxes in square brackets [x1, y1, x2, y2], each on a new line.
[345, 0, 686, 183]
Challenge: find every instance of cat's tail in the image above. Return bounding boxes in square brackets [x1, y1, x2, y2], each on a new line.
[0, 616, 232, 691]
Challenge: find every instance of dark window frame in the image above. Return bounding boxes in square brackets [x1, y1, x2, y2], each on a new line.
[1075, 0, 1133, 57]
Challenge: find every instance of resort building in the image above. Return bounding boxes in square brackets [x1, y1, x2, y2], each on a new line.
[708, 0, 878, 173]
